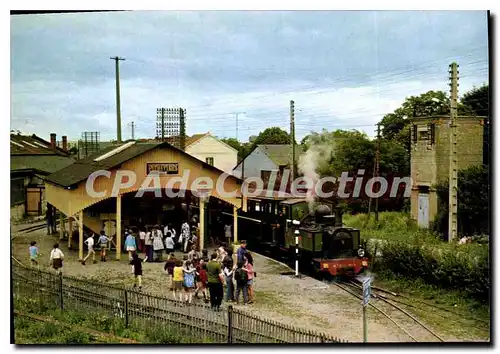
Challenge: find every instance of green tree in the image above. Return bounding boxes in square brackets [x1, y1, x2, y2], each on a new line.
[461, 84, 489, 165]
[434, 165, 489, 236]
[68, 146, 78, 155]
[219, 137, 241, 152]
[379, 90, 449, 148]
[461, 84, 489, 117]
[252, 127, 293, 146]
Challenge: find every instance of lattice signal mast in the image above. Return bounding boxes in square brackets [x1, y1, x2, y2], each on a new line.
[156, 107, 186, 151]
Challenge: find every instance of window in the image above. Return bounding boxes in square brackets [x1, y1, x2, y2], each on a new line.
[261, 170, 272, 182]
[428, 123, 436, 144]
[205, 157, 214, 166]
[418, 130, 429, 140]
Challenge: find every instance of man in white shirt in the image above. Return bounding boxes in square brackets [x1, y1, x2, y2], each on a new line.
[82, 233, 96, 265]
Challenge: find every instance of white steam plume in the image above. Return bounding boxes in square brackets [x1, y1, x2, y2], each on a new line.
[298, 141, 334, 214]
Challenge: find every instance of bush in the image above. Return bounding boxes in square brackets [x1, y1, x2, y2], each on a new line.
[345, 212, 490, 300]
[368, 238, 490, 301]
[434, 165, 489, 237]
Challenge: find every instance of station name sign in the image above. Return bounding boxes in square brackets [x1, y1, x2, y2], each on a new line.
[146, 163, 179, 175]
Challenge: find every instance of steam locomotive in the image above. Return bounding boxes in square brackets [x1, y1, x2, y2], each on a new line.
[238, 197, 369, 278]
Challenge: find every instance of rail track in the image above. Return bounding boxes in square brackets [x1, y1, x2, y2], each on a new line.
[332, 280, 444, 342]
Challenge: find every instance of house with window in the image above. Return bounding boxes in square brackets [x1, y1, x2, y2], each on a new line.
[11, 132, 75, 219]
[182, 133, 238, 175]
[232, 144, 302, 188]
[410, 115, 485, 229]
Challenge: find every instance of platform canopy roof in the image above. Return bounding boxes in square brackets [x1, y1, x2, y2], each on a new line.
[46, 141, 241, 188]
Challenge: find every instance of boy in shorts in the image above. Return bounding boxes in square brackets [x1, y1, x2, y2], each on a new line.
[29, 241, 38, 266]
[98, 231, 109, 262]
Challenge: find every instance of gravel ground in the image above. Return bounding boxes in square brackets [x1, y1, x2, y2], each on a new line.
[11, 223, 477, 343]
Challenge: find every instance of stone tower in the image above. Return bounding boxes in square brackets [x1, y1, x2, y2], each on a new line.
[410, 115, 485, 228]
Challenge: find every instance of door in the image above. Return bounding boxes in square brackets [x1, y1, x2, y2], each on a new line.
[26, 186, 44, 216]
[418, 194, 429, 228]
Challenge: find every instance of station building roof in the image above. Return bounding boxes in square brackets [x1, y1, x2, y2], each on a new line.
[46, 141, 241, 188]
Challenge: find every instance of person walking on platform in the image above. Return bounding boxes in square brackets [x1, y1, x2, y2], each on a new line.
[207, 252, 224, 310]
[130, 251, 146, 291]
[125, 231, 137, 261]
[237, 240, 248, 264]
[165, 232, 176, 255]
[98, 231, 110, 262]
[138, 227, 146, 253]
[82, 233, 96, 265]
[180, 221, 190, 253]
[49, 243, 64, 275]
[224, 223, 232, 246]
[152, 226, 164, 262]
[144, 227, 153, 262]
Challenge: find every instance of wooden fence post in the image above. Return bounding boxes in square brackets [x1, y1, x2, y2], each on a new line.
[124, 289, 129, 328]
[227, 305, 233, 343]
[59, 273, 63, 310]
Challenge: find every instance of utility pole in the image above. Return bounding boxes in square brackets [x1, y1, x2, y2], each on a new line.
[290, 100, 296, 181]
[375, 123, 381, 223]
[448, 62, 459, 242]
[365, 124, 379, 227]
[128, 122, 135, 140]
[110, 56, 125, 143]
[231, 112, 245, 141]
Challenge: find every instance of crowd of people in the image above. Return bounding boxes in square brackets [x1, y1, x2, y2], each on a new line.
[163, 240, 255, 309]
[29, 216, 256, 309]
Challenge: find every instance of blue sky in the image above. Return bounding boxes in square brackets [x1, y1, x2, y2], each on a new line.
[10, 10, 489, 143]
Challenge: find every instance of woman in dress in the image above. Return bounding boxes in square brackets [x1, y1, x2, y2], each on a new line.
[180, 221, 191, 253]
[124, 231, 137, 261]
[182, 260, 197, 304]
[152, 226, 164, 262]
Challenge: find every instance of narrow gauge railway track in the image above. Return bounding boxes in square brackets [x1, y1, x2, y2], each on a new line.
[341, 280, 489, 335]
[334, 280, 444, 342]
[15, 220, 61, 234]
[262, 253, 433, 342]
[258, 246, 488, 340]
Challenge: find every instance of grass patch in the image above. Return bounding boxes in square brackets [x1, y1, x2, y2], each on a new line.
[13, 295, 214, 344]
[344, 211, 441, 243]
[372, 274, 490, 341]
[14, 316, 99, 344]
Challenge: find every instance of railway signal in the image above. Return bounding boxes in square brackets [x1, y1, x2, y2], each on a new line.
[358, 275, 373, 343]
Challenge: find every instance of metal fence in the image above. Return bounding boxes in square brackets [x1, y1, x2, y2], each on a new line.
[11, 263, 345, 344]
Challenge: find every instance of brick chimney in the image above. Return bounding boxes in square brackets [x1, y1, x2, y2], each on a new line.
[50, 133, 56, 149]
[62, 136, 68, 152]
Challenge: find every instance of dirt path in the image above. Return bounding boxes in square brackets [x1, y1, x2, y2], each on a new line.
[11, 224, 485, 343]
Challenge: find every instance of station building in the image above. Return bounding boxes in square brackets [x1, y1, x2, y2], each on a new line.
[44, 141, 247, 260]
